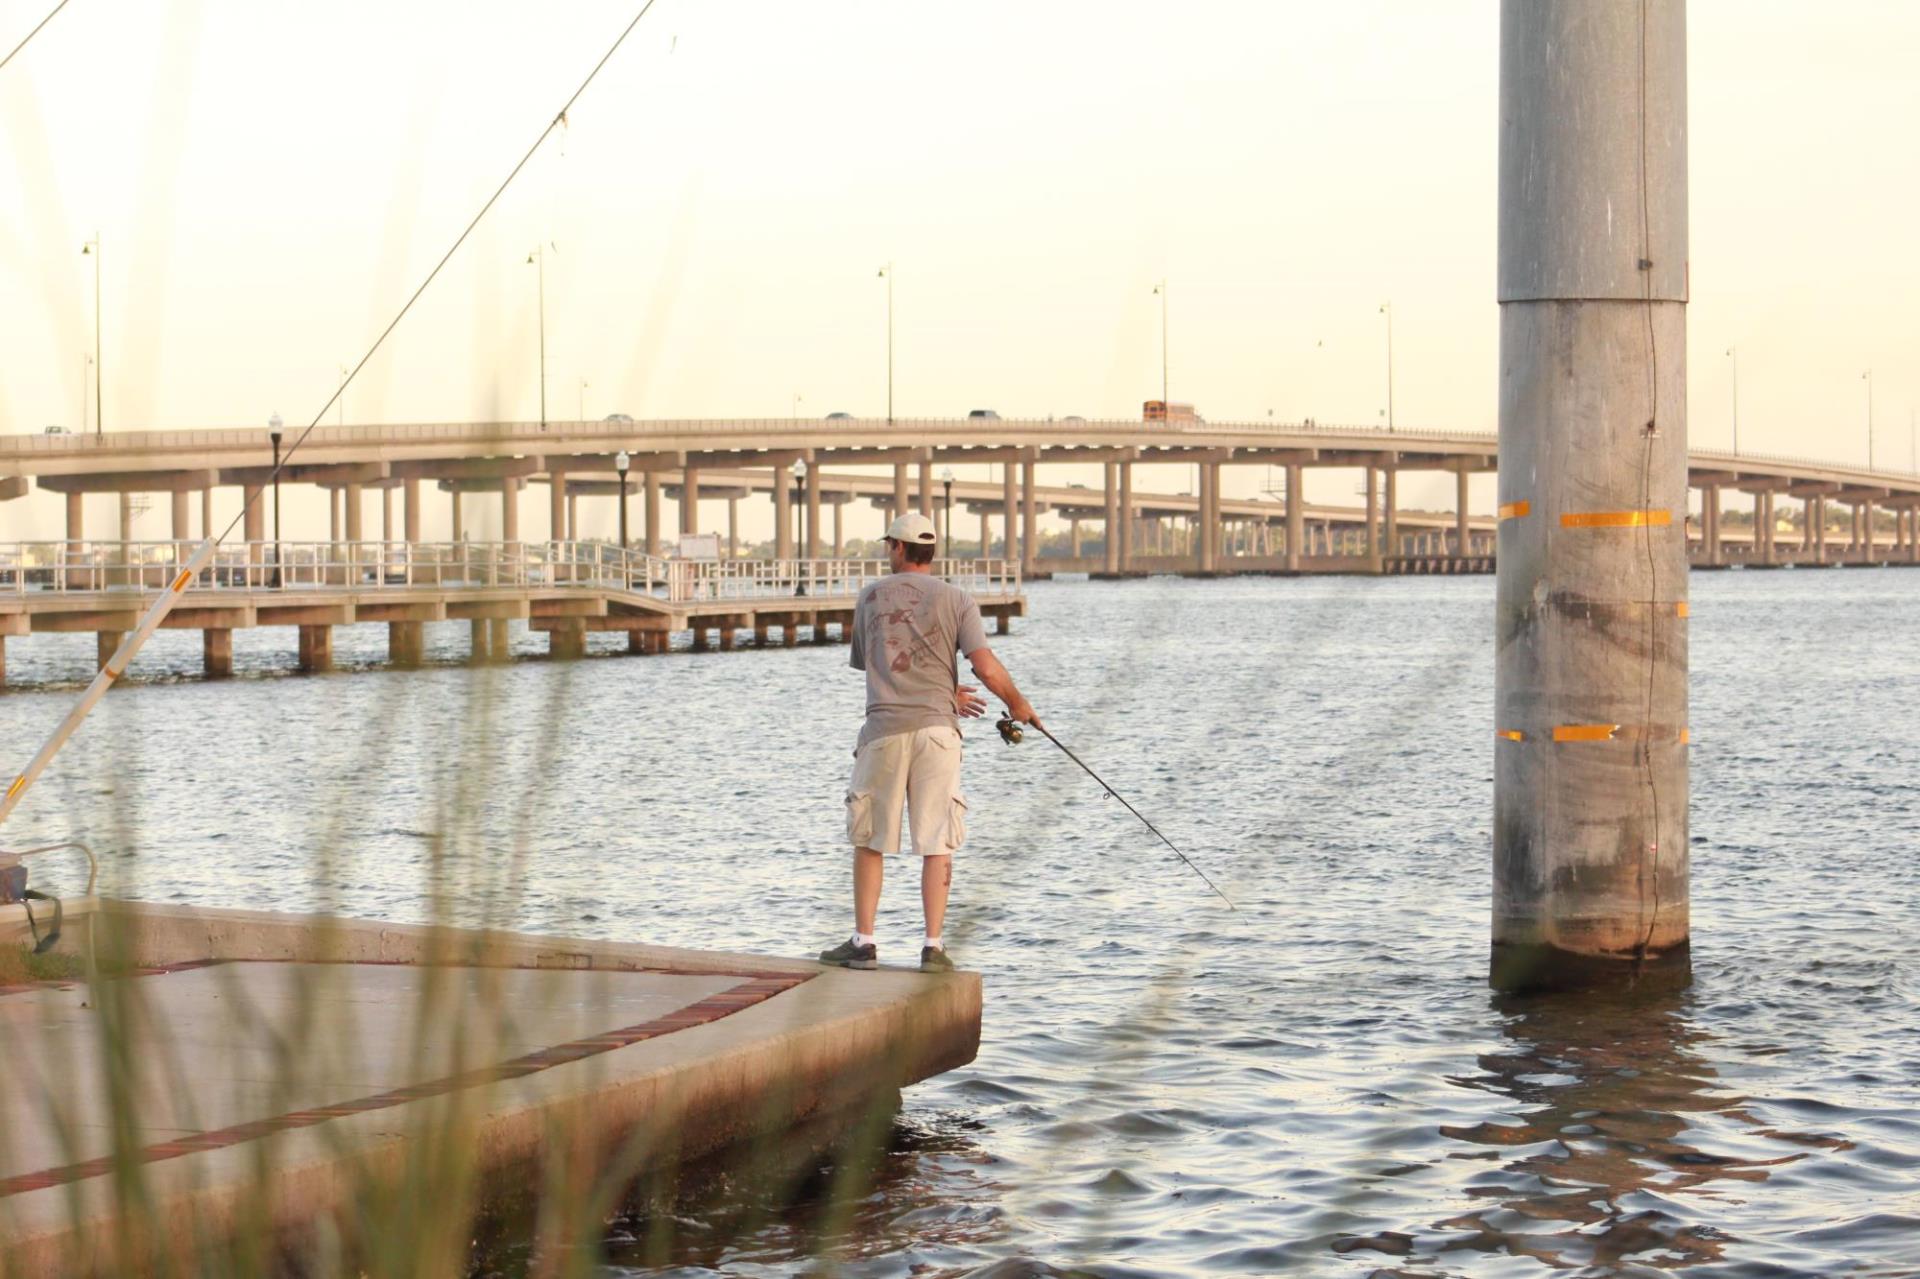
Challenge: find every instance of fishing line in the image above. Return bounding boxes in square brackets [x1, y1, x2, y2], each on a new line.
[997, 715, 1237, 912]
[0, 0, 70, 75]
[0, 0, 666, 831]
[1633, 0, 1666, 965]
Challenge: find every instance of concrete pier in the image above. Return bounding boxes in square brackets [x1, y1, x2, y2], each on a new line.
[0, 902, 978, 1277]
[1493, 0, 1690, 991]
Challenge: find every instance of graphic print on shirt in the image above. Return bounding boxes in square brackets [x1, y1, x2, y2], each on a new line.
[874, 582, 940, 676]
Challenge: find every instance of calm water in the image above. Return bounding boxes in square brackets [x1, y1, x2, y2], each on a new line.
[3, 569, 1917, 1277]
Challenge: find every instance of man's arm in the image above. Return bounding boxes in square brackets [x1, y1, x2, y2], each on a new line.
[965, 646, 1039, 727]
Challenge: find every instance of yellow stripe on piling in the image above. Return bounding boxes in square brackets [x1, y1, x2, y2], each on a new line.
[1552, 723, 1619, 742]
[1496, 729, 1525, 742]
[1498, 500, 1531, 520]
[1680, 728, 1690, 744]
[1559, 510, 1673, 529]
[1676, 601, 1690, 617]
[6, 775, 24, 801]
[171, 570, 193, 592]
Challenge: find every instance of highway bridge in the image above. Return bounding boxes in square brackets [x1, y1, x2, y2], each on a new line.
[2, 417, 1915, 579]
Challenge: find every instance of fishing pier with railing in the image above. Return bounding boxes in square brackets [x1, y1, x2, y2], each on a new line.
[0, 541, 1024, 681]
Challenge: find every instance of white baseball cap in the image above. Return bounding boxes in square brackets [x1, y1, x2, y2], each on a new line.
[885, 512, 938, 545]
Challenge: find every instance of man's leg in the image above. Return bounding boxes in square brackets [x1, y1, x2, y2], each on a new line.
[921, 854, 952, 940]
[854, 847, 885, 935]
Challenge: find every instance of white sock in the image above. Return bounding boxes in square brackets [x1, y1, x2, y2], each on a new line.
[853, 932, 876, 948]
[923, 935, 943, 951]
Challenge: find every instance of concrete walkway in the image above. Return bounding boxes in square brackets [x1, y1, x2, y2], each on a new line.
[0, 903, 980, 1276]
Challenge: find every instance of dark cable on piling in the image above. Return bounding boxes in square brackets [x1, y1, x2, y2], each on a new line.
[0, 0, 72, 75]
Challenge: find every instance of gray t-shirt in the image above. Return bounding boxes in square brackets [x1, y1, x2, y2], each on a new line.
[850, 572, 990, 751]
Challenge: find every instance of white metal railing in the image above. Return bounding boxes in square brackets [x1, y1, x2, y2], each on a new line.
[0, 542, 1022, 604]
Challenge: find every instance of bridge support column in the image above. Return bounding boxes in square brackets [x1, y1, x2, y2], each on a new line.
[488, 618, 511, 657]
[548, 621, 586, 661]
[1119, 462, 1134, 572]
[729, 498, 740, 558]
[628, 629, 649, 655]
[389, 621, 425, 667]
[977, 509, 989, 559]
[297, 624, 332, 673]
[1760, 492, 1777, 565]
[404, 478, 421, 543]
[171, 490, 190, 545]
[772, 466, 792, 561]
[1021, 453, 1038, 578]
[1286, 464, 1304, 571]
[1102, 462, 1120, 574]
[1002, 467, 1019, 567]
[1862, 496, 1876, 562]
[450, 483, 464, 543]
[682, 465, 700, 537]
[893, 465, 911, 523]
[97, 631, 122, 672]
[500, 479, 518, 544]
[1363, 468, 1381, 573]
[202, 487, 214, 540]
[1383, 469, 1399, 561]
[1493, 0, 1689, 992]
[1069, 517, 1081, 558]
[1197, 464, 1217, 572]
[918, 460, 933, 518]
[115, 492, 133, 587]
[1813, 496, 1827, 563]
[645, 471, 662, 556]
[1702, 485, 1721, 565]
[803, 464, 821, 559]
[383, 486, 396, 545]
[550, 468, 568, 542]
[469, 619, 490, 662]
[832, 500, 844, 557]
[203, 628, 233, 678]
[241, 488, 264, 585]
[1455, 466, 1472, 557]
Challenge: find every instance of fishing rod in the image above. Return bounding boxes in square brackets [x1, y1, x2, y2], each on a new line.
[0, 0, 663, 833]
[996, 715, 1237, 912]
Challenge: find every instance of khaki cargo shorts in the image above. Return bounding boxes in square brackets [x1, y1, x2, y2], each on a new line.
[846, 725, 968, 857]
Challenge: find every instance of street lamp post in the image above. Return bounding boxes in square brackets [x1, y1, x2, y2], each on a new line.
[1725, 346, 1739, 455]
[877, 264, 893, 423]
[81, 235, 100, 436]
[940, 466, 955, 553]
[268, 414, 284, 587]
[1863, 369, 1875, 468]
[1379, 301, 1394, 433]
[338, 364, 348, 427]
[791, 459, 808, 595]
[579, 379, 589, 423]
[1152, 281, 1168, 406]
[526, 246, 548, 432]
[791, 392, 803, 422]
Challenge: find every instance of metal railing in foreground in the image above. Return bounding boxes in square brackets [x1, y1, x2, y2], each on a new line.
[0, 541, 1021, 604]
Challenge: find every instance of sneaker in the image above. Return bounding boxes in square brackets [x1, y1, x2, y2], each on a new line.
[919, 946, 956, 974]
[819, 938, 877, 970]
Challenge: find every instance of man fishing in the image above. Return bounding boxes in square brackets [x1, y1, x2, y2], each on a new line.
[819, 512, 1039, 974]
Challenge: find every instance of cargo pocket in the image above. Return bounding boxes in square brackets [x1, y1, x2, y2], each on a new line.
[940, 793, 969, 854]
[845, 790, 875, 849]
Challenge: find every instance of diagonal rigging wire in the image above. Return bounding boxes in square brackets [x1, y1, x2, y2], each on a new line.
[0, 0, 71, 75]
[0, 0, 665, 832]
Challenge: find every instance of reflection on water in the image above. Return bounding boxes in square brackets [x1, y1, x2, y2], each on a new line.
[3, 572, 1917, 1277]
[1418, 990, 1792, 1271]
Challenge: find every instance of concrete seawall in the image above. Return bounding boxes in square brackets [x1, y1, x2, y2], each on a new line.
[0, 902, 980, 1276]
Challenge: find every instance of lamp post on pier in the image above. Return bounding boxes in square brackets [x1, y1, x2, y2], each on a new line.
[791, 459, 808, 595]
[268, 414, 284, 587]
[1152, 280, 1168, 407]
[615, 450, 630, 551]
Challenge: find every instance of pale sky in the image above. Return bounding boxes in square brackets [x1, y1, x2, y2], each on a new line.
[2, 0, 1917, 542]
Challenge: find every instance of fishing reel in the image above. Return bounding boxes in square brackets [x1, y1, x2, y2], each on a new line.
[995, 715, 1024, 746]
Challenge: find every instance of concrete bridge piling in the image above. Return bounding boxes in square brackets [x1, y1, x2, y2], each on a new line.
[1493, 0, 1690, 992]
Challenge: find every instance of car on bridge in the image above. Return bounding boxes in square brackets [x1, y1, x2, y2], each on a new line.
[604, 413, 634, 424]
[1144, 400, 1199, 425]
[825, 412, 853, 420]
[967, 409, 1000, 420]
